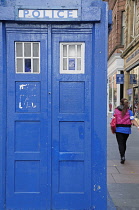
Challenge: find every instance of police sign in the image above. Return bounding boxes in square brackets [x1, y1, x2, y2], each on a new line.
[18, 9, 78, 19]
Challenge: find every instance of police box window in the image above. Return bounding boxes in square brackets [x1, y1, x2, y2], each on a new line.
[15, 42, 40, 73]
[60, 42, 85, 74]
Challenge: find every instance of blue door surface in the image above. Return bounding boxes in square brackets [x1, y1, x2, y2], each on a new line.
[6, 26, 50, 210]
[6, 24, 92, 210]
[51, 26, 92, 210]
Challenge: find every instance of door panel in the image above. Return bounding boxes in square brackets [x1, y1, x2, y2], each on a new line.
[52, 30, 92, 210]
[6, 24, 93, 210]
[6, 29, 50, 210]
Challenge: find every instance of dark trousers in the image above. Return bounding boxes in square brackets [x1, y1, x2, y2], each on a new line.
[116, 132, 129, 158]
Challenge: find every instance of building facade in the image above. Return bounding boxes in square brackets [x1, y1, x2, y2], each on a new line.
[121, 0, 139, 118]
[107, 0, 126, 113]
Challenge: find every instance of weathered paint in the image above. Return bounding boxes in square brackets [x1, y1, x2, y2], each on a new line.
[0, 0, 101, 22]
[0, 0, 109, 209]
[91, 1, 108, 209]
[18, 9, 78, 19]
[0, 22, 6, 210]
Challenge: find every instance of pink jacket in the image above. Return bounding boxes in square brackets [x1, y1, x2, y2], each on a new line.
[115, 108, 132, 125]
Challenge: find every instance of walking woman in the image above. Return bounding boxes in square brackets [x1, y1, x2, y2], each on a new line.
[114, 98, 139, 164]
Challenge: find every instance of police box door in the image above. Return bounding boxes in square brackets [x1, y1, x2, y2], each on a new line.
[6, 26, 50, 210]
[6, 24, 92, 210]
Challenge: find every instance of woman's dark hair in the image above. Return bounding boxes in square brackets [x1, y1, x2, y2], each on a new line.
[120, 98, 129, 116]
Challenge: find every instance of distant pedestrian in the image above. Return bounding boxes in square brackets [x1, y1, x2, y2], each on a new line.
[113, 98, 139, 164]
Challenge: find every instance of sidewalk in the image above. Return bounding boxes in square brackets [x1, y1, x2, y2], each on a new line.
[107, 115, 139, 209]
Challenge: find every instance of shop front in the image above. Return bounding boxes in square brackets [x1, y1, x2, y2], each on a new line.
[123, 44, 139, 118]
[108, 73, 118, 112]
[107, 54, 124, 113]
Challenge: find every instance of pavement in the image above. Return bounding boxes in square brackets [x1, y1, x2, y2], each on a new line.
[107, 114, 139, 210]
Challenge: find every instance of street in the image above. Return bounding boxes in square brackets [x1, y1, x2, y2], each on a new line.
[107, 115, 139, 209]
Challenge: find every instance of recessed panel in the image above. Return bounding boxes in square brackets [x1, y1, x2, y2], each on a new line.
[15, 121, 40, 152]
[15, 161, 40, 192]
[60, 82, 85, 113]
[59, 161, 84, 193]
[16, 82, 40, 112]
[60, 121, 84, 152]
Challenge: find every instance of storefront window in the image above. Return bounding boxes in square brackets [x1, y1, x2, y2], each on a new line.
[133, 87, 139, 117]
[108, 74, 118, 113]
[113, 74, 117, 110]
[127, 67, 139, 117]
[109, 76, 112, 112]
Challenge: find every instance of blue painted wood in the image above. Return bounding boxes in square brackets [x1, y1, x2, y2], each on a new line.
[91, 1, 108, 209]
[6, 26, 50, 210]
[0, 1, 108, 209]
[47, 24, 52, 210]
[0, 0, 6, 6]
[51, 26, 92, 210]
[0, 22, 6, 210]
[0, 0, 101, 22]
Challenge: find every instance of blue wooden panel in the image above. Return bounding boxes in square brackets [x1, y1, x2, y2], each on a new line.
[16, 82, 40, 112]
[15, 121, 40, 152]
[15, 160, 40, 192]
[16, 0, 80, 5]
[82, 5, 101, 21]
[91, 1, 108, 209]
[60, 81, 85, 113]
[0, 0, 101, 22]
[0, 22, 6, 210]
[52, 29, 92, 210]
[59, 152, 84, 161]
[6, 26, 50, 210]
[59, 161, 84, 193]
[60, 121, 84, 152]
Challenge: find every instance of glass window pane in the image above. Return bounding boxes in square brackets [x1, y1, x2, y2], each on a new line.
[16, 59, 23, 73]
[69, 58, 75, 70]
[33, 43, 39, 57]
[33, 59, 39, 73]
[25, 59, 31, 72]
[24, 43, 31, 57]
[63, 58, 67, 70]
[77, 45, 81, 57]
[60, 42, 84, 74]
[69, 45, 75, 57]
[16, 43, 23, 57]
[77, 58, 81, 70]
[63, 45, 67, 57]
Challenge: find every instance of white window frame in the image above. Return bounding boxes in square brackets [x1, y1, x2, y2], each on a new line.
[60, 42, 85, 74]
[15, 42, 40, 74]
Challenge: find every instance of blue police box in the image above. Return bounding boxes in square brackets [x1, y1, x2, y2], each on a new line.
[0, 0, 109, 209]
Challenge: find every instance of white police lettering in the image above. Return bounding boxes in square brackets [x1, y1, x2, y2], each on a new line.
[18, 9, 78, 19]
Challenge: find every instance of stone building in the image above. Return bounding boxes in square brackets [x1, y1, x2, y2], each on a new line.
[107, 0, 126, 113]
[121, 0, 139, 117]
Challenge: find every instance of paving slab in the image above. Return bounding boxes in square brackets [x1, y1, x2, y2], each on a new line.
[108, 184, 139, 209]
[107, 173, 116, 183]
[112, 170, 139, 183]
[116, 166, 139, 175]
[107, 116, 139, 209]
[107, 166, 120, 174]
